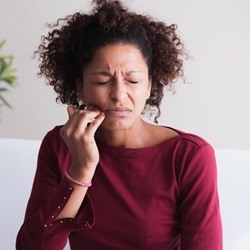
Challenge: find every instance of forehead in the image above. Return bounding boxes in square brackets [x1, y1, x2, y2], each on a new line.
[86, 43, 148, 70]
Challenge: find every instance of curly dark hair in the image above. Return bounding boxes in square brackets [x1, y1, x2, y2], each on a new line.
[35, 0, 186, 123]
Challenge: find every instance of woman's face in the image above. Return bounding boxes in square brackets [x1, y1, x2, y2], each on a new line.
[80, 43, 151, 131]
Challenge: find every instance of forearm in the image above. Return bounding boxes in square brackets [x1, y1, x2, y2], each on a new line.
[56, 163, 95, 220]
[16, 173, 95, 249]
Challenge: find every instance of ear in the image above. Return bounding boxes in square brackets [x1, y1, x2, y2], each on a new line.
[146, 79, 152, 99]
[76, 78, 85, 102]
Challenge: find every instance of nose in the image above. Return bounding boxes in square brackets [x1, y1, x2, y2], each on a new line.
[110, 79, 128, 103]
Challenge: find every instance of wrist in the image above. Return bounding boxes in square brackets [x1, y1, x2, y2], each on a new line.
[65, 171, 92, 187]
[68, 162, 96, 182]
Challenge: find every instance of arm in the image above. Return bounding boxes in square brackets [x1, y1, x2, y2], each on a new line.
[179, 144, 223, 249]
[16, 106, 105, 249]
[16, 130, 95, 250]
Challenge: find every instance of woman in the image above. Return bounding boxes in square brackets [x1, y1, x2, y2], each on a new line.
[16, 0, 222, 249]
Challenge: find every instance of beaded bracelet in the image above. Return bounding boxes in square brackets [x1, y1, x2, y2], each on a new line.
[65, 171, 92, 187]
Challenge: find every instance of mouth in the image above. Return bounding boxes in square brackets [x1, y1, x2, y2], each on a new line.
[105, 107, 132, 117]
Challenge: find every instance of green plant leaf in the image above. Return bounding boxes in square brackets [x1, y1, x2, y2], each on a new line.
[0, 95, 12, 108]
[1, 76, 17, 84]
[0, 39, 18, 110]
[3, 65, 18, 75]
[0, 87, 9, 92]
[0, 58, 7, 75]
[5, 67, 17, 74]
[0, 40, 6, 50]
[0, 55, 13, 60]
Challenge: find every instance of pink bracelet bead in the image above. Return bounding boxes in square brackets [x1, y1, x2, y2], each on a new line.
[65, 171, 92, 187]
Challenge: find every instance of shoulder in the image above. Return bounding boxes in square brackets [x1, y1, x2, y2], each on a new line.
[40, 125, 66, 152]
[46, 125, 63, 136]
[148, 124, 211, 149]
[178, 132, 215, 160]
[166, 126, 213, 149]
[169, 129, 217, 182]
[43, 125, 63, 141]
[40, 125, 71, 165]
[162, 127, 216, 164]
[178, 132, 212, 149]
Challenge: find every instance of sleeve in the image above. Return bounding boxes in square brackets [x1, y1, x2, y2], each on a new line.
[178, 143, 223, 249]
[16, 128, 95, 250]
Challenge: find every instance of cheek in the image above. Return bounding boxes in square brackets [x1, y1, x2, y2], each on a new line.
[134, 86, 150, 101]
[84, 88, 107, 106]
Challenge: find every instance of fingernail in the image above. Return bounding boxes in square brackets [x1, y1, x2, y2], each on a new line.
[87, 105, 95, 110]
[90, 106, 101, 111]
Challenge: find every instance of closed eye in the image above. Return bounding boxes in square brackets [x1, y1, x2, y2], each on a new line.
[97, 80, 139, 85]
[97, 81, 110, 85]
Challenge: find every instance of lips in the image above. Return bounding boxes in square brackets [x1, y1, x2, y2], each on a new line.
[106, 107, 132, 117]
[108, 107, 131, 111]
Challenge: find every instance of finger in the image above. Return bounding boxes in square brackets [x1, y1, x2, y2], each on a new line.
[65, 107, 82, 129]
[84, 108, 103, 120]
[85, 111, 106, 136]
[62, 109, 86, 137]
[65, 108, 102, 131]
[74, 109, 103, 135]
[67, 105, 77, 118]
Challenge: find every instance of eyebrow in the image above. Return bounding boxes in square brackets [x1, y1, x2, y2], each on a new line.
[92, 70, 142, 76]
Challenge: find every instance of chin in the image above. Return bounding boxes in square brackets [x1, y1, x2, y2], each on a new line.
[100, 118, 134, 131]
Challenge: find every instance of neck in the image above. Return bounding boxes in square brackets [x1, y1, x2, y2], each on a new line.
[95, 119, 152, 148]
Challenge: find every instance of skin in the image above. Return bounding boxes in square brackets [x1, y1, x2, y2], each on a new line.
[78, 43, 153, 148]
[57, 43, 179, 219]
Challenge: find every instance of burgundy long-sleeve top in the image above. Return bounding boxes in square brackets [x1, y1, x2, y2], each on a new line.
[16, 125, 222, 249]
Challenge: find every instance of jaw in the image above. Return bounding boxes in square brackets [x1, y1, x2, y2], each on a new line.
[97, 112, 146, 133]
[99, 115, 135, 131]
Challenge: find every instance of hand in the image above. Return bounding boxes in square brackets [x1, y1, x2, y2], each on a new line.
[60, 105, 105, 178]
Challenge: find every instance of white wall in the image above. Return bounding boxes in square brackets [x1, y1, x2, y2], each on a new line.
[0, 0, 249, 150]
